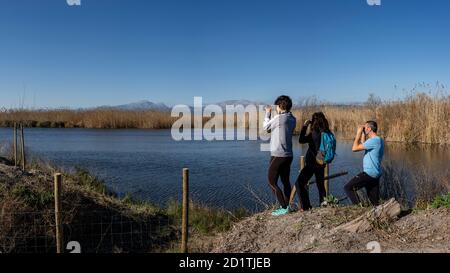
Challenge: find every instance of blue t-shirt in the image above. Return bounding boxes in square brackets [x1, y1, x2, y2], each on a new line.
[363, 136, 384, 178]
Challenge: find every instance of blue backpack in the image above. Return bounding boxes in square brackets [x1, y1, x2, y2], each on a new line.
[317, 131, 336, 164]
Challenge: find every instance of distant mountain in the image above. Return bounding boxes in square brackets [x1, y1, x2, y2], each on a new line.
[94, 99, 364, 113]
[98, 100, 170, 111]
[95, 99, 267, 112]
[214, 99, 268, 109]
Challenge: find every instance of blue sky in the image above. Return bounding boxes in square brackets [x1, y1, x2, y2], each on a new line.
[1, 0, 449, 108]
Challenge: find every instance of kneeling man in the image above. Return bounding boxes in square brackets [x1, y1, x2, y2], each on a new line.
[344, 121, 384, 206]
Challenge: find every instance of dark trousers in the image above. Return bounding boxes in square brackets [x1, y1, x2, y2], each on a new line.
[268, 156, 293, 209]
[295, 164, 326, 211]
[344, 172, 380, 206]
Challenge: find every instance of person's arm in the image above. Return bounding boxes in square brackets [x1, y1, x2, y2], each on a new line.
[299, 120, 312, 144]
[360, 129, 366, 144]
[352, 126, 365, 152]
[263, 106, 279, 133]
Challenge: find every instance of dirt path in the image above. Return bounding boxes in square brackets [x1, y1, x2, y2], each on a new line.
[212, 206, 450, 253]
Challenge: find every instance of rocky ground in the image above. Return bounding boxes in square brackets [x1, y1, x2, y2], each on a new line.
[212, 205, 450, 253]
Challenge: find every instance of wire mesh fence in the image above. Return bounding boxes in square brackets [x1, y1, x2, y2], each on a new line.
[0, 210, 55, 253]
[0, 209, 181, 253]
[0, 152, 189, 254]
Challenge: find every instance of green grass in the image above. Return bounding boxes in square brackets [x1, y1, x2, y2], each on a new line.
[11, 185, 54, 208]
[431, 192, 450, 209]
[72, 167, 116, 197]
[69, 167, 249, 235]
[321, 195, 340, 207]
[121, 192, 162, 213]
[167, 200, 249, 235]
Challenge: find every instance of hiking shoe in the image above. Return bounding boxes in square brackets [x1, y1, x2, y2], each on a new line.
[271, 207, 282, 215]
[271, 207, 289, 216]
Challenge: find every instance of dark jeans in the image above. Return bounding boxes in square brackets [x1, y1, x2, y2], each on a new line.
[268, 156, 293, 209]
[344, 172, 380, 206]
[295, 164, 326, 211]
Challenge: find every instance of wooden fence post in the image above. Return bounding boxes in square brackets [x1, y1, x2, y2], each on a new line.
[20, 123, 26, 171]
[54, 173, 63, 254]
[289, 156, 305, 206]
[181, 168, 189, 253]
[324, 164, 330, 196]
[13, 123, 17, 167]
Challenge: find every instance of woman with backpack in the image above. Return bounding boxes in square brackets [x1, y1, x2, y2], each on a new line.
[295, 112, 335, 211]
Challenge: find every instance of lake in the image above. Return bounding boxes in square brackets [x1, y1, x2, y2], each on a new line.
[0, 128, 448, 211]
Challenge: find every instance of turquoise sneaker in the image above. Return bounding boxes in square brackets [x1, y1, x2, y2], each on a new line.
[271, 207, 282, 216]
[271, 207, 289, 216]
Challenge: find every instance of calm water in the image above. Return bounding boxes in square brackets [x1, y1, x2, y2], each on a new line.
[0, 128, 449, 210]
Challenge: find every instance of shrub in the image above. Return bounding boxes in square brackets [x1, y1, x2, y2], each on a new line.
[431, 192, 450, 209]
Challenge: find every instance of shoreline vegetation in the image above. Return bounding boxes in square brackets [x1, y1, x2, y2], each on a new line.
[0, 145, 448, 252]
[0, 96, 449, 253]
[0, 156, 249, 253]
[1, 92, 449, 145]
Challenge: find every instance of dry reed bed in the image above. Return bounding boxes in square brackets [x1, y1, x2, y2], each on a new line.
[0, 93, 448, 144]
[294, 93, 449, 144]
[0, 109, 175, 129]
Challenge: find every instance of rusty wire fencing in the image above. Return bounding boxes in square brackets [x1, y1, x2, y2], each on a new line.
[0, 208, 179, 253]
[0, 169, 190, 254]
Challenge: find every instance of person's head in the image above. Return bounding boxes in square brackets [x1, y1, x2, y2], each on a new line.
[364, 121, 378, 137]
[311, 112, 330, 133]
[274, 95, 293, 113]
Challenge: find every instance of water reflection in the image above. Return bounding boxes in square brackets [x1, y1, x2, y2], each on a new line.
[0, 128, 448, 211]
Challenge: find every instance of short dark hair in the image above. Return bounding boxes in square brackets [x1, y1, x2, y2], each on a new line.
[366, 121, 378, 133]
[274, 95, 293, 112]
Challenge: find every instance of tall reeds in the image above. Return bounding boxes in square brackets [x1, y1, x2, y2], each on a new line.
[380, 160, 449, 210]
[292, 92, 450, 144]
[0, 109, 175, 129]
[0, 92, 449, 144]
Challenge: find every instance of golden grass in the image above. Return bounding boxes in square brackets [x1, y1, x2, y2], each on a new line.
[0, 109, 176, 129]
[292, 93, 450, 144]
[1, 93, 448, 144]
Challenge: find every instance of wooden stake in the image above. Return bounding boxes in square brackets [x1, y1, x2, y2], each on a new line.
[54, 173, 63, 254]
[324, 164, 330, 196]
[289, 156, 305, 206]
[13, 123, 17, 167]
[181, 168, 189, 253]
[289, 157, 347, 206]
[20, 123, 26, 171]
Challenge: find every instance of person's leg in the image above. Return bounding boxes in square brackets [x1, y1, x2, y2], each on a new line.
[295, 165, 315, 210]
[279, 157, 293, 205]
[344, 172, 372, 205]
[314, 166, 326, 204]
[269, 156, 276, 167]
[268, 157, 288, 208]
[365, 178, 380, 206]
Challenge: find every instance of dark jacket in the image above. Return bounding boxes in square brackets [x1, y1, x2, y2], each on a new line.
[299, 125, 323, 167]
